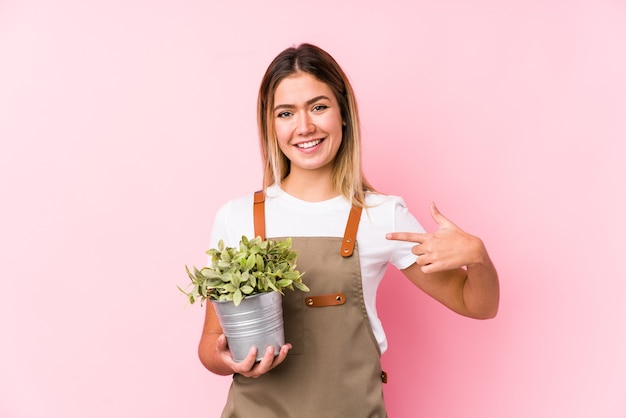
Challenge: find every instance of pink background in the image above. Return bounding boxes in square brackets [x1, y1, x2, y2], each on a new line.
[1, 1, 625, 417]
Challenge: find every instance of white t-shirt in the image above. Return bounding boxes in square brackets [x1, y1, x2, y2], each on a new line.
[208, 185, 425, 353]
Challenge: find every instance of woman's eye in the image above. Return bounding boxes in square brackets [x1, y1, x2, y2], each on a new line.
[277, 111, 292, 118]
[312, 105, 327, 112]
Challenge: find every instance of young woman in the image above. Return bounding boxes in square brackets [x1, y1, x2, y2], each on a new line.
[198, 43, 499, 417]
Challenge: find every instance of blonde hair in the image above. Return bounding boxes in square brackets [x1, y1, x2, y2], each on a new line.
[257, 43, 375, 207]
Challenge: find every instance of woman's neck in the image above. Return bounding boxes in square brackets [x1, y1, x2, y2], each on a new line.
[280, 170, 338, 202]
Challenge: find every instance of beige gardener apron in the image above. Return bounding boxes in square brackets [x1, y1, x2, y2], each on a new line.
[220, 191, 387, 418]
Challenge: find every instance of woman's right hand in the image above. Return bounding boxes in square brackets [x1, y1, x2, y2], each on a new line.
[216, 334, 292, 378]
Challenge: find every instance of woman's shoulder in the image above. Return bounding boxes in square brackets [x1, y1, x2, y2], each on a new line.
[215, 185, 285, 216]
[362, 191, 424, 233]
[364, 190, 409, 208]
[221, 192, 253, 206]
[209, 191, 257, 247]
[361, 191, 407, 225]
[214, 191, 256, 217]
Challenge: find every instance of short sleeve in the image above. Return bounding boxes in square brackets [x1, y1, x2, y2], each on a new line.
[389, 197, 426, 270]
[208, 201, 231, 249]
[207, 194, 255, 251]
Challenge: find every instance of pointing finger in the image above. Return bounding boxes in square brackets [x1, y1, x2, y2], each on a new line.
[386, 232, 426, 243]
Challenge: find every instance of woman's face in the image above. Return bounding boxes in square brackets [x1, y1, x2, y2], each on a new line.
[272, 72, 343, 176]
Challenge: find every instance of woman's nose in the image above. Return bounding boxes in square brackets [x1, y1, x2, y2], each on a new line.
[296, 112, 314, 135]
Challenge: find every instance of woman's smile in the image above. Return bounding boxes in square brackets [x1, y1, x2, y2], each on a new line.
[295, 138, 323, 150]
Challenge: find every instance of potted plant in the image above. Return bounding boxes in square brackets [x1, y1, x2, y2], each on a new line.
[180, 235, 309, 362]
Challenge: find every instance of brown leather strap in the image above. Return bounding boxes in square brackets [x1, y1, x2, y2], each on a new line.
[304, 293, 346, 308]
[340, 205, 362, 257]
[253, 190, 265, 240]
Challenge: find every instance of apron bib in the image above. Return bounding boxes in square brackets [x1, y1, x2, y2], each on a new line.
[220, 192, 387, 418]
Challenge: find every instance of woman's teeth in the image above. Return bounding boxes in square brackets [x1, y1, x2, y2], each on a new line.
[297, 139, 322, 149]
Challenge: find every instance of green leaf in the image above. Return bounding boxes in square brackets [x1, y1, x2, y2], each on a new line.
[185, 266, 196, 281]
[177, 284, 190, 296]
[294, 281, 310, 292]
[224, 283, 237, 293]
[231, 271, 241, 287]
[198, 285, 206, 297]
[200, 268, 221, 279]
[267, 279, 279, 293]
[233, 289, 243, 306]
[277, 279, 293, 288]
[245, 254, 256, 272]
[255, 254, 264, 271]
[191, 286, 200, 302]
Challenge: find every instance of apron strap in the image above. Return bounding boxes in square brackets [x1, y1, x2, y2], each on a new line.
[253, 190, 362, 257]
[340, 205, 362, 257]
[253, 190, 265, 240]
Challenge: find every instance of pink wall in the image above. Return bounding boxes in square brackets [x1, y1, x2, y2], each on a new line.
[1, 1, 624, 417]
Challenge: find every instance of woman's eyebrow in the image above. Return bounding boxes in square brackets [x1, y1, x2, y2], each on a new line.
[274, 95, 331, 112]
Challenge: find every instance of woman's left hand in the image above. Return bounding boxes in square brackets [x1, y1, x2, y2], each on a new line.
[386, 203, 486, 273]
